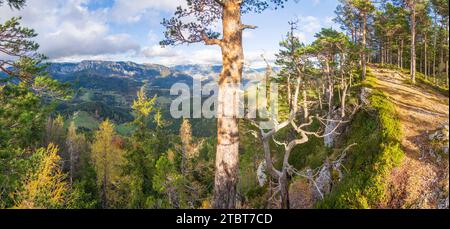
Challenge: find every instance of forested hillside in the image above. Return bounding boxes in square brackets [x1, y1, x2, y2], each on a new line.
[0, 0, 448, 209]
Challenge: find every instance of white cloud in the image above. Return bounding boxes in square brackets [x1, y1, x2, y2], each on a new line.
[294, 32, 307, 42]
[0, 0, 140, 60]
[147, 47, 222, 66]
[245, 50, 277, 68]
[141, 45, 180, 58]
[295, 15, 337, 43]
[243, 30, 254, 39]
[298, 15, 322, 34]
[147, 30, 159, 42]
[140, 46, 275, 68]
[110, 0, 185, 23]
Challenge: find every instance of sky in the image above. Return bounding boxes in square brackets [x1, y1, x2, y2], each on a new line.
[0, 0, 340, 67]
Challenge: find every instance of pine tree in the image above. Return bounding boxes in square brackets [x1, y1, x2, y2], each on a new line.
[180, 118, 193, 174]
[152, 153, 185, 209]
[45, 115, 66, 150]
[0, 0, 26, 9]
[15, 144, 71, 209]
[275, 20, 305, 112]
[91, 119, 124, 209]
[123, 87, 157, 208]
[65, 121, 86, 185]
[350, 0, 375, 79]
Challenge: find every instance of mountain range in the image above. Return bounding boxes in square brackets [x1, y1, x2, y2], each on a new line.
[1, 60, 271, 136]
[45, 60, 268, 136]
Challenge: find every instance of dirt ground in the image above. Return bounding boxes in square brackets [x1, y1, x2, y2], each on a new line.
[370, 67, 449, 209]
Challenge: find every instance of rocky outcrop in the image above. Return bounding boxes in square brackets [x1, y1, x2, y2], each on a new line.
[428, 124, 449, 155]
[324, 109, 343, 148]
[438, 196, 449, 209]
[311, 161, 332, 200]
[360, 87, 372, 106]
[256, 161, 267, 187]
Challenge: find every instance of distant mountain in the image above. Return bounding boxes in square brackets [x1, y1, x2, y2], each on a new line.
[48, 60, 175, 80]
[46, 61, 273, 91]
[2, 60, 271, 136]
[171, 64, 222, 79]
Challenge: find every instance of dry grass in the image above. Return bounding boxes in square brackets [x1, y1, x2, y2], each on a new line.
[370, 66, 449, 208]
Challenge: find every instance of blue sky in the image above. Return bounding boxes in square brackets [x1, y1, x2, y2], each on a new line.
[0, 0, 340, 67]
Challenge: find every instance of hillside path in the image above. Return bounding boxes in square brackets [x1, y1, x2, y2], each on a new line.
[370, 66, 449, 209]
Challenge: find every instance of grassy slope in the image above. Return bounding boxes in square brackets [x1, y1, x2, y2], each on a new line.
[317, 69, 404, 209]
[66, 111, 99, 131]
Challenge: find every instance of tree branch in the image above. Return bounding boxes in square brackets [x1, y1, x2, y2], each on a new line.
[213, 0, 225, 7]
[201, 32, 223, 46]
[241, 24, 258, 30]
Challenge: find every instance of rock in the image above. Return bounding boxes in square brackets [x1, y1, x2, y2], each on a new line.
[312, 161, 332, 200]
[443, 146, 449, 155]
[438, 196, 449, 209]
[428, 125, 449, 155]
[324, 109, 342, 148]
[429, 131, 440, 141]
[360, 87, 372, 106]
[256, 161, 267, 187]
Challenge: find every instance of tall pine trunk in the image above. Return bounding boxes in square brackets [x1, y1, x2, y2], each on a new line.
[398, 40, 401, 68]
[401, 39, 404, 69]
[213, 1, 243, 209]
[424, 33, 428, 79]
[102, 146, 108, 209]
[446, 18, 449, 86]
[410, 6, 416, 83]
[362, 14, 367, 79]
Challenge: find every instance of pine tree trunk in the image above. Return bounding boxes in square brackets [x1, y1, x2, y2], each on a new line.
[424, 34, 428, 79]
[433, 13, 438, 83]
[102, 146, 108, 209]
[420, 42, 423, 74]
[401, 39, 404, 69]
[181, 145, 187, 175]
[411, 6, 416, 83]
[302, 89, 308, 120]
[398, 40, 401, 68]
[213, 1, 242, 209]
[362, 14, 367, 79]
[446, 18, 449, 87]
[387, 39, 390, 65]
[287, 75, 292, 111]
[318, 87, 323, 110]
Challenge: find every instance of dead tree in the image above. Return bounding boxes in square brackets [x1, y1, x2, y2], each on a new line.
[248, 65, 358, 209]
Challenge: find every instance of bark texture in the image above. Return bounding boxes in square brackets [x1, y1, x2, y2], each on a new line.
[213, 1, 243, 209]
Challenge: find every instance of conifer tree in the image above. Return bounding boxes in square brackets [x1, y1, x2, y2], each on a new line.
[180, 118, 193, 174]
[0, 0, 26, 9]
[123, 87, 157, 208]
[153, 153, 185, 208]
[65, 121, 87, 185]
[16, 144, 71, 209]
[91, 119, 124, 209]
[275, 20, 305, 112]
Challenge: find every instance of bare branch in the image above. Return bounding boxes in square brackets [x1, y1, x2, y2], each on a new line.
[241, 24, 258, 30]
[213, 0, 225, 7]
[201, 31, 223, 46]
